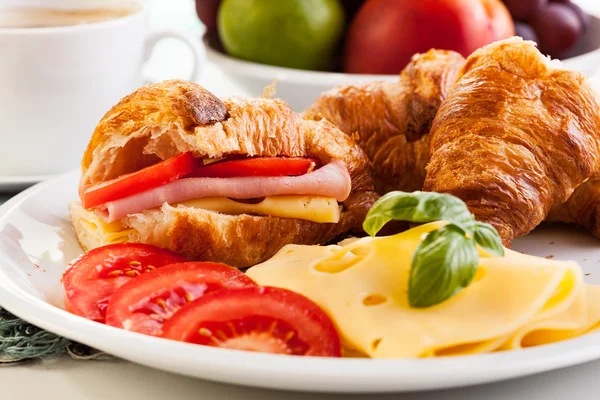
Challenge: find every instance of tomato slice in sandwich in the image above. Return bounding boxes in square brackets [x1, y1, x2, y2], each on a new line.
[63, 243, 187, 322]
[82, 152, 199, 209]
[191, 157, 317, 178]
[161, 286, 342, 357]
[106, 262, 257, 336]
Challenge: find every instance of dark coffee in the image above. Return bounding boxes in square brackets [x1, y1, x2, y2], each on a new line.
[0, 6, 138, 28]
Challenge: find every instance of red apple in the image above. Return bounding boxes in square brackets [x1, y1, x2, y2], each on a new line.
[343, 0, 515, 74]
[195, 0, 222, 33]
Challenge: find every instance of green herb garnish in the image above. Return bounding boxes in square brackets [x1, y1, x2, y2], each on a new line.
[363, 191, 504, 308]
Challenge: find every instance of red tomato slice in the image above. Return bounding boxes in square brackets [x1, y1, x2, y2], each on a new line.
[190, 157, 317, 178]
[82, 152, 200, 209]
[161, 286, 342, 357]
[63, 243, 187, 322]
[105, 262, 256, 336]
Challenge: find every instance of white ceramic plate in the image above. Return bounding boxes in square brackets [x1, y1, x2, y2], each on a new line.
[1, 171, 600, 393]
[0, 174, 55, 193]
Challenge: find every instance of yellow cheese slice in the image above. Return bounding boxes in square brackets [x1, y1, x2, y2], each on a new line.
[70, 195, 340, 249]
[69, 201, 133, 248]
[247, 222, 596, 358]
[179, 195, 341, 223]
[504, 284, 600, 349]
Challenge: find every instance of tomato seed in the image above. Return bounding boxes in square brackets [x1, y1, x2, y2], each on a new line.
[199, 328, 212, 337]
[226, 322, 238, 336]
[215, 330, 228, 341]
[267, 321, 278, 334]
[156, 299, 168, 309]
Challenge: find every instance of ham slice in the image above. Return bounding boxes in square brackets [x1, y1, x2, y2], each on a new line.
[97, 159, 351, 223]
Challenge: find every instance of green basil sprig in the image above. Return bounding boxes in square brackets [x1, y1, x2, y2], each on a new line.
[363, 191, 504, 308]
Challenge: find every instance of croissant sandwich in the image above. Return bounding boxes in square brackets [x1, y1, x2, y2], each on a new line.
[424, 37, 600, 246]
[304, 49, 465, 194]
[69, 80, 378, 268]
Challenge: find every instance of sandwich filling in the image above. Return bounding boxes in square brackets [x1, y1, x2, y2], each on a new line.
[80, 153, 352, 224]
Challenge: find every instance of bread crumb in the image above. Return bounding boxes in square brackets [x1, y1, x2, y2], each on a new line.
[585, 273, 591, 276]
[545, 255, 554, 259]
[261, 80, 277, 98]
[33, 263, 40, 268]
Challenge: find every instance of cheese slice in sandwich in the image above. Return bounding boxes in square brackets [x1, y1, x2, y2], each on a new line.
[179, 196, 341, 223]
[70, 195, 341, 251]
[69, 204, 134, 249]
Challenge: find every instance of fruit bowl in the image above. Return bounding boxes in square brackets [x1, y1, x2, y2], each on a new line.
[205, 15, 600, 112]
[204, 35, 396, 112]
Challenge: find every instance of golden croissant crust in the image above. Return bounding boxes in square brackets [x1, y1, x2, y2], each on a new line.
[424, 38, 600, 246]
[547, 172, 600, 237]
[304, 50, 465, 194]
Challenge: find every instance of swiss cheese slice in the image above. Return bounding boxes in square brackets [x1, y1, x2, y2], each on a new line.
[247, 222, 600, 358]
[503, 283, 600, 349]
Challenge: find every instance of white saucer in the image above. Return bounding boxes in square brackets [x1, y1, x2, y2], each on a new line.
[0, 174, 55, 193]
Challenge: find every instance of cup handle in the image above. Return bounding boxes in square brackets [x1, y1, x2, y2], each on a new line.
[143, 29, 205, 82]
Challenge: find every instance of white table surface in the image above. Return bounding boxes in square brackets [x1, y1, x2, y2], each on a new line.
[1, 356, 600, 399]
[4, 0, 600, 398]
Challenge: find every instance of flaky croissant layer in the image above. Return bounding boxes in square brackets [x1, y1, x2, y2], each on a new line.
[304, 49, 465, 194]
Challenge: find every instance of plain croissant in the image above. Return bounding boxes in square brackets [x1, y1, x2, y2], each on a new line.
[424, 38, 600, 246]
[546, 172, 600, 237]
[304, 49, 465, 194]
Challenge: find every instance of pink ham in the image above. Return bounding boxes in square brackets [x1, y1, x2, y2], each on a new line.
[97, 159, 351, 223]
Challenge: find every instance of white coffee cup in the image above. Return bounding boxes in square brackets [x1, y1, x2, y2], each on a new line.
[0, 0, 205, 177]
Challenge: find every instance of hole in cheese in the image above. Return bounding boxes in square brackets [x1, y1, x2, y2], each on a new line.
[342, 347, 370, 358]
[371, 338, 382, 352]
[362, 294, 387, 306]
[313, 245, 372, 274]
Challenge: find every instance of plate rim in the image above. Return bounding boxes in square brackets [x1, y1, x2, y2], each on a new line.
[2, 171, 600, 393]
[0, 174, 56, 184]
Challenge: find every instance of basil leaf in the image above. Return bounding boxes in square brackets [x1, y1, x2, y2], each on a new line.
[473, 222, 504, 257]
[408, 224, 479, 308]
[363, 191, 474, 236]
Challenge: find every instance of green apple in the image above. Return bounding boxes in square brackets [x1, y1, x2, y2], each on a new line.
[218, 0, 345, 70]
